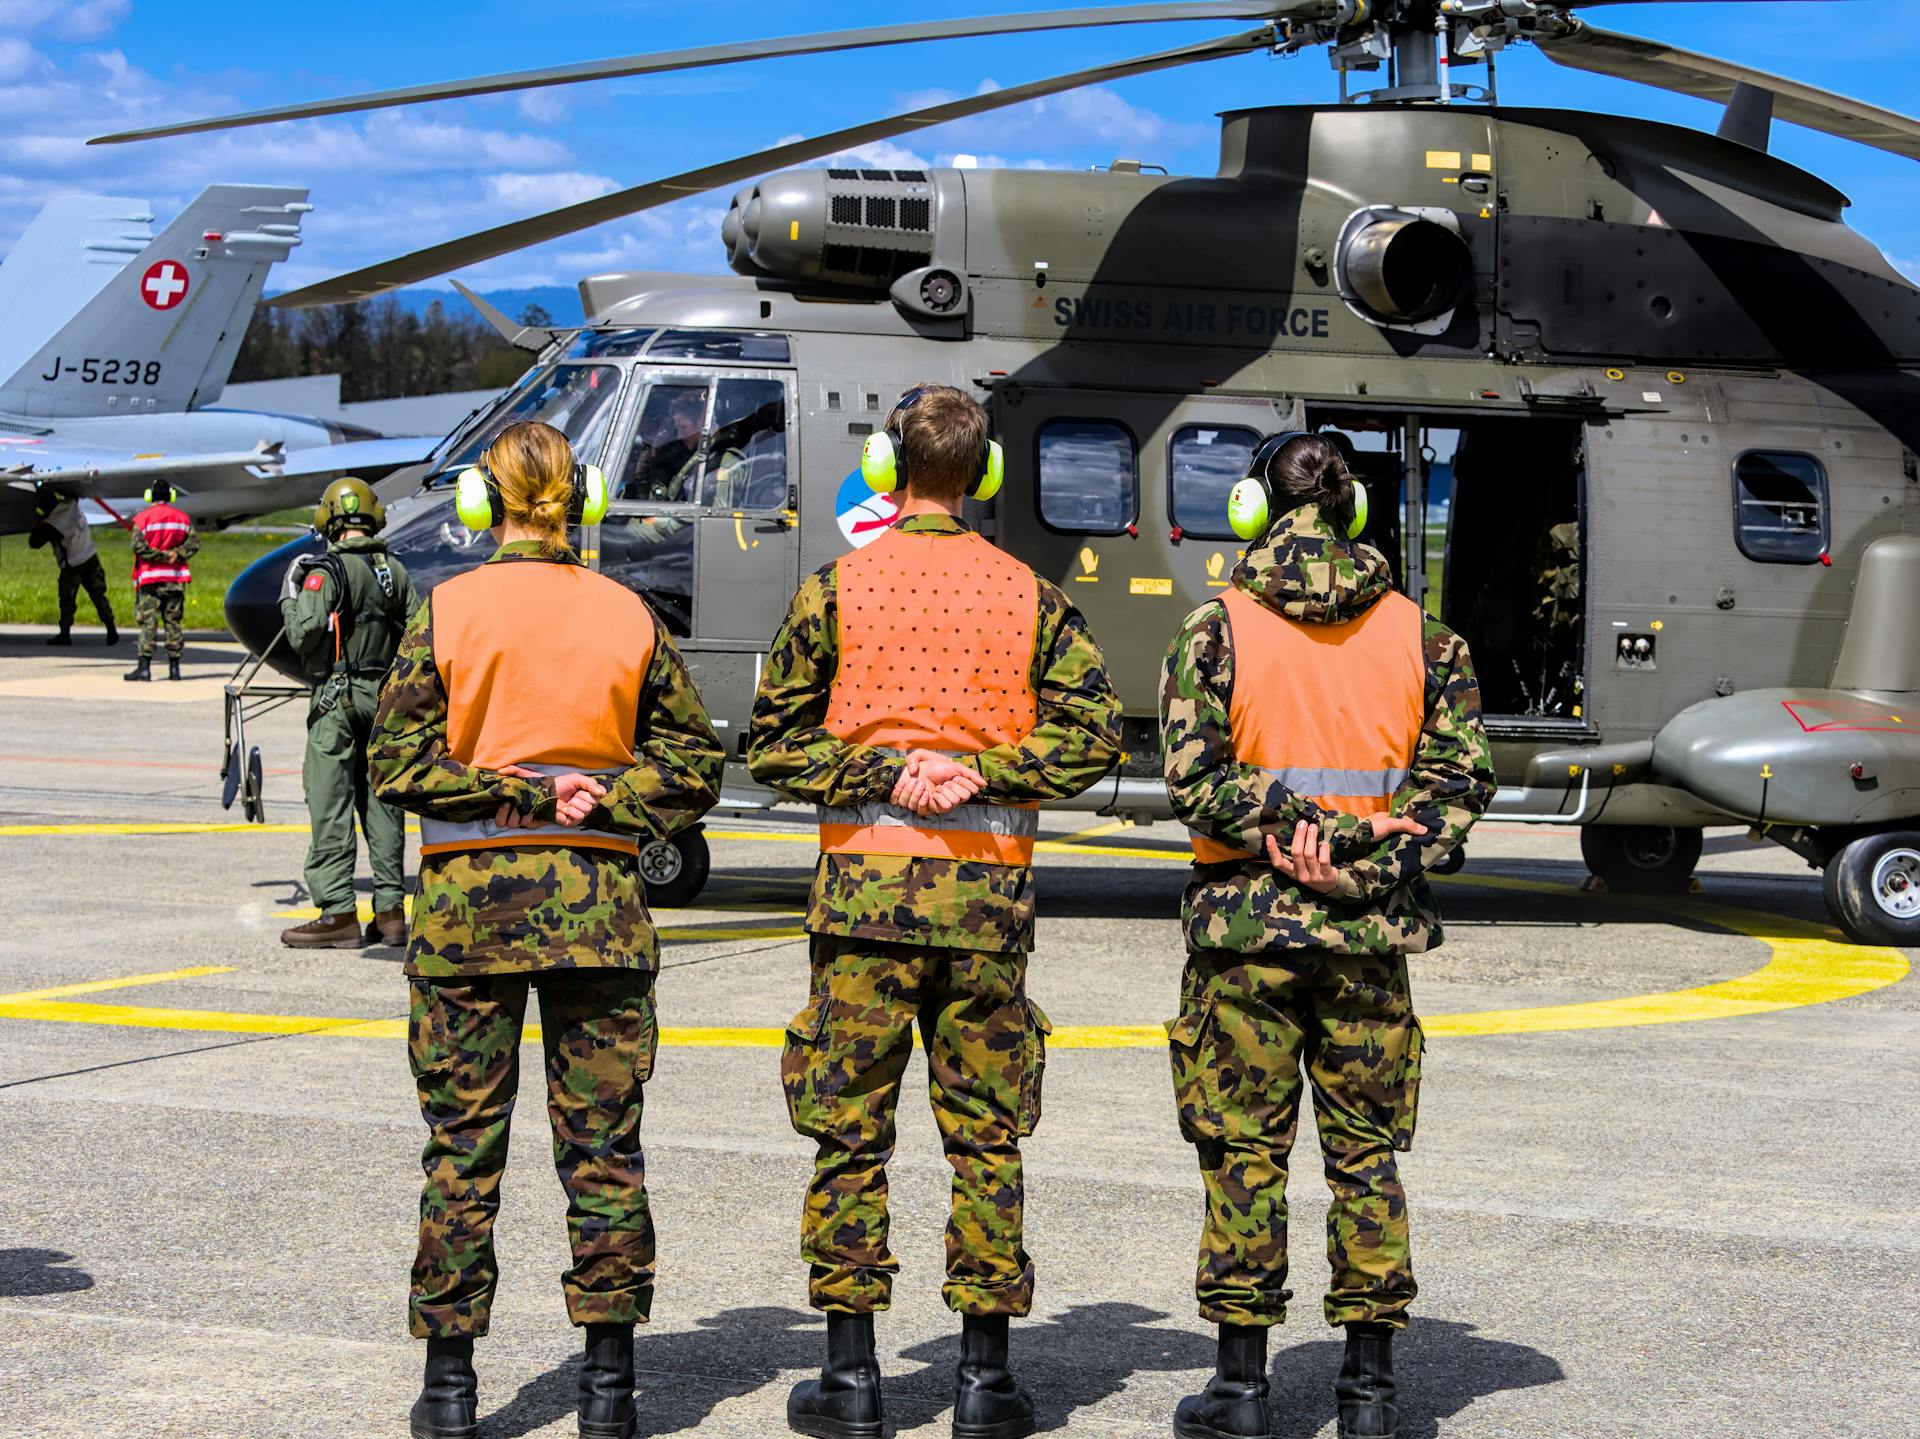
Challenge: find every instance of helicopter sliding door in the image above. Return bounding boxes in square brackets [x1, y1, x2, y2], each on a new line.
[1306, 406, 1588, 730]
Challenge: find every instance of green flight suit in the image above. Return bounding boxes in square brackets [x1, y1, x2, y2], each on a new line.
[281, 532, 418, 918]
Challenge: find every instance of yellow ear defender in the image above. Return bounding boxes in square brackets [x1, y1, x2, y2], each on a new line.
[455, 458, 608, 532]
[861, 387, 1004, 502]
[143, 480, 175, 504]
[1227, 432, 1368, 543]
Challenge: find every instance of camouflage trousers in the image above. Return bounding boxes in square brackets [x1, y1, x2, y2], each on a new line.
[408, 969, 658, 1338]
[1167, 948, 1423, 1330]
[56, 555, 114, 631]
[134, 583, 185, 657]
[781, 935, 1051, 1316]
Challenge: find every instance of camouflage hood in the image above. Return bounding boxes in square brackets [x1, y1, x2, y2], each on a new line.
[1231, 503, 1394, 625]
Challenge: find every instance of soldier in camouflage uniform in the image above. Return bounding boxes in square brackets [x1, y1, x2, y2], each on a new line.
[1161, 434, 1495, 1439]
[123, 480, 198, 682]
[370, 421, 724, 1439]
[749, 384, 1119, 1439]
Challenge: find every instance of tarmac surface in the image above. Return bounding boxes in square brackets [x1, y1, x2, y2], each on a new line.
[1, 627, 1916, 1438]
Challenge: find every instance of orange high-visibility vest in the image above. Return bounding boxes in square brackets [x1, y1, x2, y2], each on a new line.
[421, 558, 655, 857]
[820, 525, 1040, 865]
[1190, 584, 1426, 864]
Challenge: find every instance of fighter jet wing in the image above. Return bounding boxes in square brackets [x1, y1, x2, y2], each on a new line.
[0, 434, 437, 533]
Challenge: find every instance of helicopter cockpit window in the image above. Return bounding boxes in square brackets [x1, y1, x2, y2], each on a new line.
[567, 328, 655, 359]
[439, 362, 625, 473]
[1733, 451, 1829, 564]
[1169, 425, 1260, 540]
[381, 499, 500, 597]
[647, 330, 791, 364]
[702, 377, 788, 510]
[619, 382, 712, 502]
[1036, 419, 1137, 535]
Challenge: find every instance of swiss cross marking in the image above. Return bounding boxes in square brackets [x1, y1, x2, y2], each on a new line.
[304, 572, 327, 591]
[140, 261, 190, 310]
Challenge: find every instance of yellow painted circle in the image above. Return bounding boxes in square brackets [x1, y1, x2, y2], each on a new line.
[0, 826, 1905, 1043]
[1605, 368, 1626, 381]
[1667, 370, 1687, 384]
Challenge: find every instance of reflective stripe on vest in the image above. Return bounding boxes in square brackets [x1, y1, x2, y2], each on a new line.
[1190, 584, 1426, 865]
[418, 763, 638, 858]
[425, 561, 654, 858]
[821, 529, 1040, 865]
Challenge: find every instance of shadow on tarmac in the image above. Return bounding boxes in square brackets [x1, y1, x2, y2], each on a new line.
[0, 1247, 95, 1297]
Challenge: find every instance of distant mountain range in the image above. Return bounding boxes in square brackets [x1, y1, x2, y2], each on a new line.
[265, 284, 586, 324]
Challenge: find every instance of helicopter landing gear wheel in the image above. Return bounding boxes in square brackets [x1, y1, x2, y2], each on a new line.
[1579, 825, 1702, 894]
[639, 828, 710, 908]
[1823, 831, 1920, 947]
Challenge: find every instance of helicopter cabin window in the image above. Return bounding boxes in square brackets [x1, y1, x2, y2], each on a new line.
[647, 329, 791, 364]
[1169, 425, 1260, 539]
[441, 362, 626, 472]
[704, 377, 788, 510]
[567, 329, 654, 359]
[1036, 419, 1137, 535]
[1733, 451, 1828, 563]
[619, 382, 711, 502]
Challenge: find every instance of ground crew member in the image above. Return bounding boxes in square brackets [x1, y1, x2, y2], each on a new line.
[278, 478, 418, 950]
[28, 482, 117, 646]
[123, 479, 196, 681]
[748, 383, 1120, 1439]
[369, 421, 723, 1439]
[1159, 433, 1495, 1439]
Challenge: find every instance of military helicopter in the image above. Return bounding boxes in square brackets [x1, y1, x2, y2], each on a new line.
[99, 1, 1920, 944]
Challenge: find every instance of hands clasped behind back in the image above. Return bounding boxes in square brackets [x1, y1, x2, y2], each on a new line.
[493, 764, 608, 829]
[891, 748, 986, 817]
[1265, 813, 1426, 896]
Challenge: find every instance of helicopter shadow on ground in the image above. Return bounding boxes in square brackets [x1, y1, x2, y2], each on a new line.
[0, 1247, 95, 1297]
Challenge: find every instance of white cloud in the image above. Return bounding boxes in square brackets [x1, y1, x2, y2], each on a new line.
[892, 80, 1208, 160]
[1894, 256, 1920, 285]
[486, 171, 619, 209]
[517, 89, 571, 125]
[0, 0, 129, 40]
[0, 35, 38, 80]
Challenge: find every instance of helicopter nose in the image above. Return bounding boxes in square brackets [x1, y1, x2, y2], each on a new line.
[225, 532, 323, 683]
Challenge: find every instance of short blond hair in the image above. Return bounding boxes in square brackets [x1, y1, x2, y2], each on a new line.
[486, 421, 576, 557]
[890, 383, 988, 504]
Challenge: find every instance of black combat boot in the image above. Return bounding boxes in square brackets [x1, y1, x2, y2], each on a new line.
[166, 654, 182, 681]
[788, 1310, 882, 1439]
[123, 656, 151, 682]
[1334, 1323, 1397, 1439]
[104, 617, 118, 645]
[409, 1336, 478, 1439]
[578, 1322, 637, 1439]
[1173, 1324, 1270, 1439]
[45, 631, 71, 646]
[952, 1314, 1035, 1439]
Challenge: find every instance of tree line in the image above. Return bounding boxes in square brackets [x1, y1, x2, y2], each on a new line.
[230, 297, 550, 402]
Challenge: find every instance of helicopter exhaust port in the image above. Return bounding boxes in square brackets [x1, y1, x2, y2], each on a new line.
[1336, 205, 1473, 333]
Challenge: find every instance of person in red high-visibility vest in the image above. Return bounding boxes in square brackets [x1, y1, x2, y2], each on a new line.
[123, 479, 197, 682]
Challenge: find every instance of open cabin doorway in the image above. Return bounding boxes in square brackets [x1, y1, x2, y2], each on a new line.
[1306, 407, 1588, 728]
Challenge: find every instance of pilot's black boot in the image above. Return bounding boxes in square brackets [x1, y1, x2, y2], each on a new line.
[952, 1314, 1035, 1439]
[1334, 1323, 1398, 1439]
[787, 1310, 881, 1439]
[123, 656, 151, 682]
[166, 654, 182, 681]
[409, 1336, 478, 1439]
[1173, 1324, 1270, 1439]
[578, 1322, 637, 1439]
[45, 630, 71, 646]
[103, 616, 118, 645]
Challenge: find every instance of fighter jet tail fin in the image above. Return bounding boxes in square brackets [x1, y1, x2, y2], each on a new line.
[0, 195, 156, 393]
[0, 184, 312, 421]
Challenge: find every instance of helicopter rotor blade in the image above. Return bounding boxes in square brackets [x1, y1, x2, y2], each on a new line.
[266, 25, 1277, 309]
[89, 2, 1309, 145]
[1534, 20, 1920, 160]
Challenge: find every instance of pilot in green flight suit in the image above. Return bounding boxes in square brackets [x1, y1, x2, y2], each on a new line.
[279, 478, 419, 950]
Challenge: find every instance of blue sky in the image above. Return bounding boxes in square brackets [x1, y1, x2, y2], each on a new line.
[2, 0, 1917, 293]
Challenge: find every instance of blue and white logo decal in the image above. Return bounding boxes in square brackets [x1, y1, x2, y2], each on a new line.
[834, 469, 899, 549]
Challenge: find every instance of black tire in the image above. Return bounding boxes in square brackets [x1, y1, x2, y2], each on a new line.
[242, 745, 265, 825]
[1430, 846, 1467, 876]
[1823, 830, 1920, 947]
[1579, 825, 1703, 894]
[639, 828, 711, 908]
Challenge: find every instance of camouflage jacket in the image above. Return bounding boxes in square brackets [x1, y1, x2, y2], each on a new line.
[747, 512, 1121, 952]
[1161, 505, 1496, 955]
[370, 542, 725, 976]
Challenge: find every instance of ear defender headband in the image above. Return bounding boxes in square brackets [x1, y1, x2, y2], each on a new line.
[860, 387, 1005, 503]
[1226, 432, 1369, 543]
[455, 456, 608, 532]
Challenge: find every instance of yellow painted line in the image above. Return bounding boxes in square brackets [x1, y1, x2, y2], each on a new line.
[1059, 818, 1134, 843]
[0, 965, 236, 1004]
[0, 822, 311, 836]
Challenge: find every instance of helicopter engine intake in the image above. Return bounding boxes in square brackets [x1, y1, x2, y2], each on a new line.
[1337, 206, 1474, 327]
